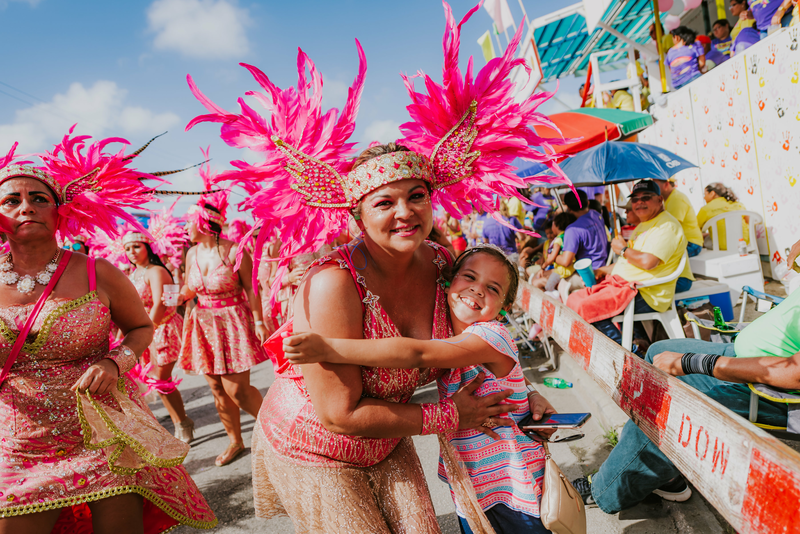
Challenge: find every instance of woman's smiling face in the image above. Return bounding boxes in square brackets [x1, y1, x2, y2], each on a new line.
[446, 252, 511, 333]
[356, 179, 433, 254]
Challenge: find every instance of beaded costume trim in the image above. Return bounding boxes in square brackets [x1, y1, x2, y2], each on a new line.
[0, 292, 100, 356]
[0, 484, 217, 529]
[76, 379, 189, 476]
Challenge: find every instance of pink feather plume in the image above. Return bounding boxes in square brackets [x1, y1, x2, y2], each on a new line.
[147, 198, 189, 269]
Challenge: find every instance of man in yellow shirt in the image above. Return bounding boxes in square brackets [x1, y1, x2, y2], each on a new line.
[592, 180, 692, 346]
[606, 88, 636, 111]
[653, 177, 704, 258]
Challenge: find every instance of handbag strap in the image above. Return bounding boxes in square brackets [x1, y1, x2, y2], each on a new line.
[0, 250, 73, 385]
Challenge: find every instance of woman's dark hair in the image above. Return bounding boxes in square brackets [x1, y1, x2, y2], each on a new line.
[553, 212, 577, 232]
[564, 190, 588, 212]
[730, 0, 747, 6]
[445, 246, 520, 309]
[204, 204, 229, 265]
[705, 182, 738, 203]
[129, 241, 174, 282]
[671, 26, 697, 45]
[713, 19, 732, 30]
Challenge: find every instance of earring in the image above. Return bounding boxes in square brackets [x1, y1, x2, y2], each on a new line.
[444, 281, 451, 287]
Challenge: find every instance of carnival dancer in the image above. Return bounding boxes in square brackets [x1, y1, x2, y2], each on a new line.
[0, 136, 216, 533]
[122, 207, 194, 444]
[175, 158, 269, 467]
[186, 2, 568, 531]
[283, 245, 551, 533]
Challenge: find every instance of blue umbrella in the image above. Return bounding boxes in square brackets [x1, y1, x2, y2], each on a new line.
[517, 141, 697, 187]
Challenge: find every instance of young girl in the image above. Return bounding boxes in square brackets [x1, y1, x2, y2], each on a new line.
[283, 245, 553, 534]
[533, 212, 576, 292]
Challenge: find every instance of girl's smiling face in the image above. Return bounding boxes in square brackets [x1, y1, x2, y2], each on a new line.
[446, 252, 512, 334]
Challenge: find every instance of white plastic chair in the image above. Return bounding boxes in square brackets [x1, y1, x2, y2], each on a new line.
[689, 210, 765, 302]
[611, 252, 688, 351]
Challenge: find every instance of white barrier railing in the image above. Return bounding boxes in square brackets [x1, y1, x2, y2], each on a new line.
[517, 282, 800, 534]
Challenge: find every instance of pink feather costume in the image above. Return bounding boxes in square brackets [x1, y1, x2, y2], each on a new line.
[0, 134, 216, 532]
[184, 2, 571, 531]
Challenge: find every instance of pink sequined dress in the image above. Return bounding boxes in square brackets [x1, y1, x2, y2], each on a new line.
[251, 241, 453, 534]
[129, 270, 183, 367]
[178, 249, 266, 375]
[0, 257, 216, 532]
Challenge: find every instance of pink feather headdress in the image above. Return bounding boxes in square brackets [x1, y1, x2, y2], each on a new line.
[87, 224, 135, 269]
[185, 149, 230, 236]
[144, 198, 188, 269]
[186, 40, 367, 300]
[224, 219, 253, 250]
[398, 1, 571, 222]
[0, 126, 160, 240]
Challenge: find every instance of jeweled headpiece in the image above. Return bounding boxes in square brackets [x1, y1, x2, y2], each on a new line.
[121, 232, 152, 246]
[343, 151, 434, 202]
[185, 149, 229, 235]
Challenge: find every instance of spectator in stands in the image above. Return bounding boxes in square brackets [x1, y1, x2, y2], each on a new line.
[556, 189, 609, 272]
[649, 22, 674, 54]
[603, 87, 636, 111]
[696, 35, 722, 71]
[572, 240, 800, 510]
[503, 195, 526, 226]
[578, 180, 692, 346]
[482, 203, 523, 257]
[667, 26, 705, 89]
[533, 212, 578, 292]
[731, 26, 762, 55]
[528, 187, 557, 236]
[653, 177, 704, 257]
[729, 0, 756, 39]
[711, 18, 733, 62]
[750, 0, 794, 36]
[579, 83, 595, 107]
[697, 182, 749, 250]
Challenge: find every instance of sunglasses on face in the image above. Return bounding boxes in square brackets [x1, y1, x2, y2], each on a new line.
[631, 194, 656, 203]
[64, 243, 83, 251]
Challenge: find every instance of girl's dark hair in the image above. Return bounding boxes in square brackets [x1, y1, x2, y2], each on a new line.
[553, 212, 577, 232]
[445, 246, 520, 308]
[129, 242, 174, 282]
[670, 26, 697, 45]
[705, 182, 738, 203]
[204, 204, 228, 265]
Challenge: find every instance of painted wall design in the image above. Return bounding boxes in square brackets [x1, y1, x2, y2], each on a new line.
[638, 29, 800, 267]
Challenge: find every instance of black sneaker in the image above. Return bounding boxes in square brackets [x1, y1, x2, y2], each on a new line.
[652, 476, 692, 502]
[571, 476, 596, 506]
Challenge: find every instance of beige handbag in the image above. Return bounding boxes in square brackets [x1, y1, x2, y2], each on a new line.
[539, 442, 586, 534]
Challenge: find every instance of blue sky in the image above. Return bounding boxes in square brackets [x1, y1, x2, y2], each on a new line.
[0, 0, 583, 219]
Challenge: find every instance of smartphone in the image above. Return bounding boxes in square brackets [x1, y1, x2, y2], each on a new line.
[517, 412, 591, 430]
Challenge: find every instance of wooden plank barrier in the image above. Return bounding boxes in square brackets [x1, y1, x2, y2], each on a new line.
[517, 283, 800, 534]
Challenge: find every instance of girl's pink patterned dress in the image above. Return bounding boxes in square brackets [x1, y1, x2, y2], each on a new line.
[437, 320, 546, 519]
[129, 272, 183, 367]
[0, 262, 216, 533]
[178, 252, 266, 375]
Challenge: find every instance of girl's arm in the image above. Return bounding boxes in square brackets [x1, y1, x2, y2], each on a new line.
[284, 329, 514, 376]
[541, 242, 562, 269]
[147, 266, 173, 326]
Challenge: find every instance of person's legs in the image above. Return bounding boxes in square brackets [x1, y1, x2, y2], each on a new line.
[592, 295, 654, 346]
[88, 494, 144, 534]
[153, 361, 188, 424]
[0, 508, 61, 534]
[675, 277, 692, 293]
[686, 242, 702, 257]
[220, 370, 263, 419]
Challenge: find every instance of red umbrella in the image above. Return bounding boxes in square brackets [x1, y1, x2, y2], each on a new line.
[534, 108, 653, 155]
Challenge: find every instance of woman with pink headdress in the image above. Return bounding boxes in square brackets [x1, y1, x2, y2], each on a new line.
[187, 3, 569, 531]
[175, 159, 269, 467]
[0, 134, 216, 533]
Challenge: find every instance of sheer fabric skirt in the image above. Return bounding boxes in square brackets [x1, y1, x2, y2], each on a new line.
[251, 425, 441, 534]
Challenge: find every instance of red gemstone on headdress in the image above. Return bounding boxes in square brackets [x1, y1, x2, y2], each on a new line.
[378, 167, 385, 173]
[393, 162, 401, 169]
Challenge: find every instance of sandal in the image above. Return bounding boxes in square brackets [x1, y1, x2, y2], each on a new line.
[175, 417, 195, 444]
[215, 442, 245, 467]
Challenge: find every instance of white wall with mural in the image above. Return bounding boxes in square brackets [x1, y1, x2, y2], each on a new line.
[637, 28, 800, 272]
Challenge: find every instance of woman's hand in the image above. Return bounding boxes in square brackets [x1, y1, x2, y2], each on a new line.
[451, 372, 515, 440]
[594, 264, 614, 281]
[786, 238, 800, 271]
[283, 332, 333, 364]
[254, 323, 270, 344]
[653, 351, 685, 376]
[71, 358, 120, 396]
[528, 393, 558, 440]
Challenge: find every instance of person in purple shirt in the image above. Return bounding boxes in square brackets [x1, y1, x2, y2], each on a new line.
[667, 26, 705, 89]
[750, 0, 793, 36]
[528, 187, 556, 232]
[711, 19, 732, 63]
[556, 189, 609, 273]
[482, 211, 522, 255]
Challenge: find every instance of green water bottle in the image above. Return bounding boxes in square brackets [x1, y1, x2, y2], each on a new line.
[543, 377, 573, 389]
[712, 306, 727, 330]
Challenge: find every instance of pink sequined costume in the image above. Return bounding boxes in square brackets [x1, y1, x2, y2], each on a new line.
[0, 258, 216, 532]
[178, 246, 267, 375]
[252, 242, 453, 533]
[129, 272, 183, 368]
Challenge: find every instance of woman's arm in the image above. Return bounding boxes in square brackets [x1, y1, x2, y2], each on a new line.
[176, 247, 197, 304]
[697, 54, 706, 71]
[284, 331, 514, 376]
[147, 266, 173, 326]
[73, 258, 154, 395]
[296, 264, 514, 439]
[234, 244, 270, 342]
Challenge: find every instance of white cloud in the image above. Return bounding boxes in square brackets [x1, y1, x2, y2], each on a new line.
[363, 119, 401, 144]
[147, 0, 250, 60]
[0, 81, 181, 153]
[321, 77, 349, 111]
[1, 0, 41, 8]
